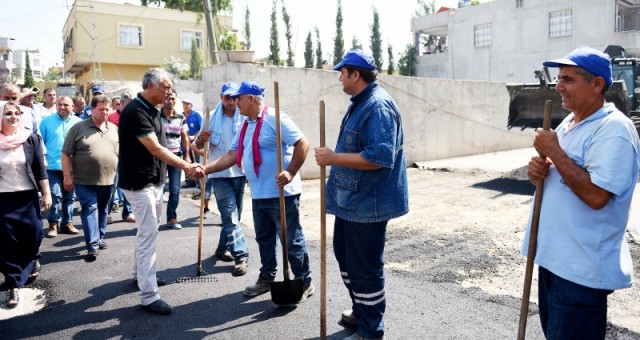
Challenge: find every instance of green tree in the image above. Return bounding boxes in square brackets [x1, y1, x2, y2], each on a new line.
[282, 0, 294, 66]
[43, 67, 63, 81]
[414, 0, 438, 51]
[244, 5, 251, 50]
[269, 0, 281, 66]
[315, 27, 323, 69]
[163, 56, 190, 80]
[387, 45, 395, 75]
[141, 0, 231, 13]
[304, 31, 314, 68]
[333, 0, 345, 65]
[352, 36, 363, 50]
[398, 44, 416, 76]
[23, 52, 35, 88]
[190, 38, 204, 79]
[370, 7, 383, 71]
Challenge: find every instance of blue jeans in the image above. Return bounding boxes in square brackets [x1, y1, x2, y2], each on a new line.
[166, 164, 182, 222]
[111, 170, 133, 219]
[251, 194, 311, 284]
[46, 170, 74, 225]
[204, 178, 214, 201]
[75, 184, 113, 252]
[538, 266, 612, 340]
[334, 217, 387, 339]
[212, 176, 248, 262]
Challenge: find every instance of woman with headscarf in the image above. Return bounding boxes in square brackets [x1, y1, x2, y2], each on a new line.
[0, 102, 51, 308]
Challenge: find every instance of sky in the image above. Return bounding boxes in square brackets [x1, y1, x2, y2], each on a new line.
[1, 0, 461, 72]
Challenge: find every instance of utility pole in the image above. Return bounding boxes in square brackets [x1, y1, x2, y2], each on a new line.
[202, 0, 219, 65]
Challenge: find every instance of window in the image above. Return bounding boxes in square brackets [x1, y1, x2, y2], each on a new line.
[474, 24, 492, 47]
[549, 9, 572, 37]
[119, 24, 144, 47]
[181, 30, 203, 51]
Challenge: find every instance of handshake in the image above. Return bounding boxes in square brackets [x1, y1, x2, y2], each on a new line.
[185, 163, 206, 180]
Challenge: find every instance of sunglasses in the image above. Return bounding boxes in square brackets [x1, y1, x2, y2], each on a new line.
[2, 96, 18, 101]
[4, 111, 22, 116]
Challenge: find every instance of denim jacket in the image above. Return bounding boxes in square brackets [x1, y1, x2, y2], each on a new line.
[326, 81, 409, 223]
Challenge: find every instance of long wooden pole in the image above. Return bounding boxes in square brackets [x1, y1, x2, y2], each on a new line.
[319, 101, 327, 340]
[517, 100, 552, 339]
[197, 106, 211, 276]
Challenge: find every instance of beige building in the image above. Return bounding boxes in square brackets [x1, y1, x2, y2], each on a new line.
[63, 0, 232, 94]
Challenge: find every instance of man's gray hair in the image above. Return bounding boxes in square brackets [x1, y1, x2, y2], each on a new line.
[0, 83, 19, 92]
[142, 68, 172, 90]
[250, 95, 264, 103]
[120, 90, 133, 100]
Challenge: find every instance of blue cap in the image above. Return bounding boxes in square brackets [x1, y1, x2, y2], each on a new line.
[333, 49, 377, 71]
[543, 46, 613, 87]
[231, 81, 265, 98]
[220, 82, 239, 96]
[92, 85, 104, 94]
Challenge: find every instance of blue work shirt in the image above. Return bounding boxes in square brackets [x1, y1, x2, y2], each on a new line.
[39, 113, 82, 170]
[326, 81, 409, 223]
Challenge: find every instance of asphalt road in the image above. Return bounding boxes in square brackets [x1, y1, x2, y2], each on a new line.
[0, 184, 549, 340]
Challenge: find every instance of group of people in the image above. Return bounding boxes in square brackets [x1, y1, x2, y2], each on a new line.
[1, 46, 638, 340]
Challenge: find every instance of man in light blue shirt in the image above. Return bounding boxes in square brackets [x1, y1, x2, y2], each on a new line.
[524, 46, 640, 339]
[40, 96, 83, 238]
[195, 82, 249, 276]
[203, 81, 314, 302]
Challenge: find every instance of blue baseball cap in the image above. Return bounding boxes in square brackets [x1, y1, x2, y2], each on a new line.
[231, 81, 265, 98]
[333, 49, 377, 71]
[543, 46, 613, 87]
[92, 85, 104, 94]
[220, 82, 239, 96]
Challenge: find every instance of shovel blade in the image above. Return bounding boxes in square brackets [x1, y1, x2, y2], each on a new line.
[270, 278, 305, 306]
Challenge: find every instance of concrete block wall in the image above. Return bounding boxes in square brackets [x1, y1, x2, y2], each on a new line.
[202, 63, 534, 179]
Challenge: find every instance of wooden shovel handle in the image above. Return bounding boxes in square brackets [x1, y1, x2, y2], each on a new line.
[274, 81, 291, 281]
[517, 99, 552, 339]
[197, 106, 211, 276]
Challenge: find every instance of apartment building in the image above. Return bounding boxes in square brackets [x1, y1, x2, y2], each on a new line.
[412, 0, 640, 82]
[0, 37, 14, 80]
[63, 0, 232, 93]
[13, 49, 46, 83]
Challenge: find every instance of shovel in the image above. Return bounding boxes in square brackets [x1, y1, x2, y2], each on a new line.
[517, 100, 552, 340]
[270, 81, 305, 306]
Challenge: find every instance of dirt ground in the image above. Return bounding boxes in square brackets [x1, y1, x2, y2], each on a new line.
[296, 166, 640, 336]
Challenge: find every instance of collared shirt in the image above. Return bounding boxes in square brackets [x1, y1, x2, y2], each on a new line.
[62, 118, 119, 185]
[522, 102, 640, 290]
[231, 106, 303, 199]
[39, 113, 82, 170]
[325, 81, 409, 223]
[118, 94, 167, 190]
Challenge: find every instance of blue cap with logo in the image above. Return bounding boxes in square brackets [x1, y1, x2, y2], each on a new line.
[543, 46, 613, 87]
[220, 82, 239, 96]
[92, 85, 105, 94]
[231, 81, 265, 98]
[333, 49, 377, 71]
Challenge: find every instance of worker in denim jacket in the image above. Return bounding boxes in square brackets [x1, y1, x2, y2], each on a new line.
[315, 49, 409, 340]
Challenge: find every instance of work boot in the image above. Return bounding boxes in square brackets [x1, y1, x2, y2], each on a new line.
[232, 260, 248, 276]
[47, 223, 58, 238]
[298, 283, 316, 303]
[167, 219, 182, 230]
[341, 309, 359, 328]
[63, 223, 79, 234]
[215, 248, 234, 262]
[244, 279, 271, 297]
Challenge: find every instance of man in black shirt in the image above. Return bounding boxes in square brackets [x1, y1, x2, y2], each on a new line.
[119, 68, 204, 315]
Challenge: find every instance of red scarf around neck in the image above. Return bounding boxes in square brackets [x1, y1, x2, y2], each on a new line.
[236, 105, 269, 176]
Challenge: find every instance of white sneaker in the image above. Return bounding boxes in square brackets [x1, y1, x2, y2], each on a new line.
[167, 219, 182, 229]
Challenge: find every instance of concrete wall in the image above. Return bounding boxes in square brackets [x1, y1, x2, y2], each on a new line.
[202, 63, 533, 179]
